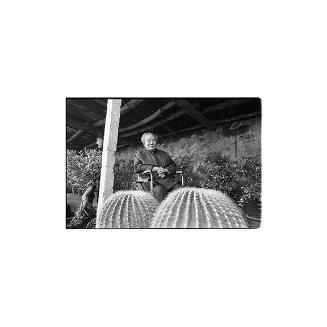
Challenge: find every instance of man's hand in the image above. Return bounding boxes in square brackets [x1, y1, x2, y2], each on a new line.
[153, 167, 168, 174]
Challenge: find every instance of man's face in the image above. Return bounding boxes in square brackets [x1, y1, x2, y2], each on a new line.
[143, 134, 157, 151]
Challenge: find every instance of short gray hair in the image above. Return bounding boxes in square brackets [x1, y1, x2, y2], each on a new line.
[141, 132, 158, 145]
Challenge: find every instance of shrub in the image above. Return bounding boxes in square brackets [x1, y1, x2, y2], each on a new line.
[175, 155, 202, 187]
[199, 153, 243, 201]
[67, 149, 261, 217]
[67, 150, 134, 194]
[113, 159, 134, 192]
[66, 149, 102, 192]
[176, 152, 261, 213]
[238, 155, 261, 209]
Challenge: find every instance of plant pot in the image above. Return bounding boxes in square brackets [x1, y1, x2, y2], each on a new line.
[72, 186, 78, 194]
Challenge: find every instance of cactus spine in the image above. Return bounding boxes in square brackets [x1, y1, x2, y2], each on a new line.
[151, 187, 248, 228]
[96, 190, 159, 228]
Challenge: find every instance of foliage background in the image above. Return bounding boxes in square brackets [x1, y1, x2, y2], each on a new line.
[175, 153, 261, 216]
[66, 149, 102, 192]
[67, 150, 261, 218]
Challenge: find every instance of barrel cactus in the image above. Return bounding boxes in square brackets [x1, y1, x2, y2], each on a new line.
[96, 190, 159, 228]
[151, 187, 248, 228]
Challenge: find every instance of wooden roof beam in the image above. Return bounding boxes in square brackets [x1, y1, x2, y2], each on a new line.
[67, 122, 91, 143]
[120, 99, 144, 115]
[72, 98, 143, 114]
[83, 99, 107, 117]
[67, 99, 143, 145]
[119, 99, 250, 139]
[68, 98, 142, 114]
[117, 111, 260, 146]
[118, 101, 175, 133]
[87, 99, 146, 129]
[67, 120, 103, 136]
[67, 100, 101, 121]
[66, 120, 103, 144]
[93, 99, 107, 107]
[176, 100, 216, 130]
[67, 98, 252, 144]
[159, 111, 261, 138]
[161, 125, 175, 133]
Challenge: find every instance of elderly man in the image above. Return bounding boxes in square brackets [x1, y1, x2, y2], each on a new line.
[134, 132, 181, 201]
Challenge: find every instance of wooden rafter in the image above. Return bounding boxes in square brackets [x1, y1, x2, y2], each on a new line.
[162, 125, 175, 133]
[92, 99, 144, 116]
[66, 118, 103, 138]
[176, 100, 216, 130]
[67, 99, 146, 144]
[156, 111, 261, 139]
[67, 126, 102, 144]
[75, 99, 145, 129]
[67, 98, 254, 147]
[66, 117, 86, 130]
[118, 101, 175, 133]
[120, 99, 144, 115]
[91, 118, 106, 128]
[119, 99, 250, 139]
[68, 100, 102, 121]
[119, 104, 199, 139]
[67, 139, 88, 149]
[93, 98, 143, 115]
[93, 99, 107, 107]
[114, 111, 261, 150]
[67, 122, 91, 143]
[82, 99, 106, 117]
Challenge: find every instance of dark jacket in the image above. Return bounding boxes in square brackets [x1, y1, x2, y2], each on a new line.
[134, 148, 179, 191]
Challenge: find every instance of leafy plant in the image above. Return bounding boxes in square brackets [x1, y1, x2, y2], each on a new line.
[66, 149, 261, 217]
[66, 149, 102, 192]
[199, 153, 242, 200]
[237, 155, 261, 209]
[176, 152, 261, 214]
[113, 159, 134, 192]
[175, 155, 202, 187]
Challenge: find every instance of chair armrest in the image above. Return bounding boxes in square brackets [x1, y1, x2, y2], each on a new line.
[175, 170, 184, 186]
[136, 170, 154, 193]
[137, 170, 153, 183]
[141, 170, 152, 175]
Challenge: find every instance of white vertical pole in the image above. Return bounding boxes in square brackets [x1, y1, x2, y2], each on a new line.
[96, 99, 121, 226]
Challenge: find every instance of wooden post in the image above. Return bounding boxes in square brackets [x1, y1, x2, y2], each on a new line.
[96, 99, 121, 225]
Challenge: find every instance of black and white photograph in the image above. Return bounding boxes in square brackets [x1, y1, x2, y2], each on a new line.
[2, 1, 326, 326]
[66, 98, 261, 228]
